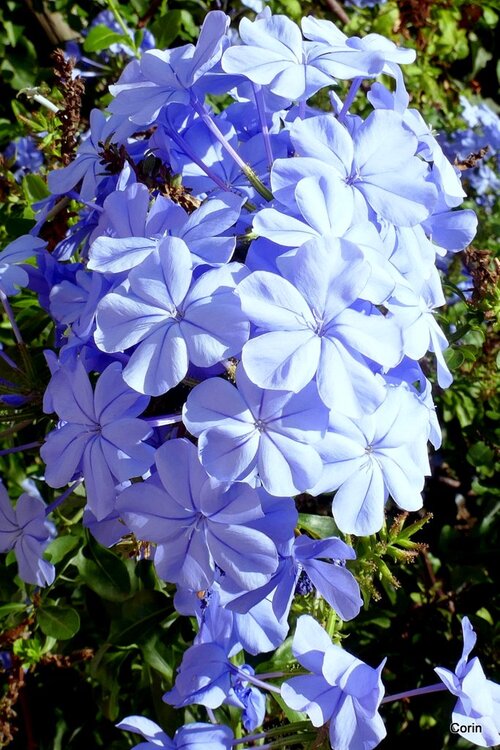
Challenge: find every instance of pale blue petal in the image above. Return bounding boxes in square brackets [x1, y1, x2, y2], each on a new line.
[198, 424, 259, 482]
[123, 324, 189, 396]
[332, 461, 386, 535]
[183, 379, 254, 436]
[242, 330, 320, 391]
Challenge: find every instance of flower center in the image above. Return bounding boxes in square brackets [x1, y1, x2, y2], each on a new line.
[345, 167, 361, 186]
[254, 418, 267, 433]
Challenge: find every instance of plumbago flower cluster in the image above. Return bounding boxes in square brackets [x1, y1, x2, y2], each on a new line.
[1, 8, 498, 749]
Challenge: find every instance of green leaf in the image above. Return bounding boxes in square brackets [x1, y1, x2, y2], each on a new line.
[467, 441, 494, 465]
[444, 347, 465, 369]
[21, 174, 49, 203]
[151, 10, 197, 48]
[475, 607, 493, 625]
[142, 637, 174, 680]
[37, 605, 80, 640]
[108, 590, 172, 646]
[45, 534, 79, 565]
[270, 691, 307, 723]
[83, 25, 131, 53]
[77, 536, 131, 602]
[483, 7, 498, 26]
[0, 602, 27, 618]
[298, 513, 339, 538]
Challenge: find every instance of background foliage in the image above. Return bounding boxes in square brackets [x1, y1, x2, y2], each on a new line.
[0, 1, 498, 748]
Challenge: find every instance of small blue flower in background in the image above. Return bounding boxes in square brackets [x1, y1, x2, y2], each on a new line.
[65, 9, 156, 79]
[4, 136, 44, 182]
[0, 480, 55, 586]
[435, 617, 500, 748]
[0, 235, 46, 297]
[439, 96, 500, 210]
[281, 615, 386, 750]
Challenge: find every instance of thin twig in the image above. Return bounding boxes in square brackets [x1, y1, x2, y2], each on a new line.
[324, 0, 350, 25]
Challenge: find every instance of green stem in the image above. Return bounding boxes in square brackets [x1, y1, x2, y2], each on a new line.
[106, 0, 138, 54]
[267, 732, 316, 748]
[326, 607, 337, 638]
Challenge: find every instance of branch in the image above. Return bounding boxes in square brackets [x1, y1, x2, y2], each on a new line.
[23, 0, 79, 45]
[324, 0, 350, 25]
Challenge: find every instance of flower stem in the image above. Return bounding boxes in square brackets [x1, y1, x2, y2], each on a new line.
[0, 441, 41, 457]
[233, 666, 281, 695]
[264, 732, 316, 748]
[106, 0, 138, 55]
[381, 682, 447, 704]
[190, 95, 273, 201]
[231, 722, 313, 746]
[143, 413, 182, 427]
[1, 291, 24, 347]
[338, 76, 363, 124]
[166, 125, 231, 193]
[252, 84, 273, 169]
[46, 478, 83, 515]
[206, 707, 218, 724]
[326, 607, 337, 638]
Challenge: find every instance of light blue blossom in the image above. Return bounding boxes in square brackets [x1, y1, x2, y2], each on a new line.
[183, 365, 328, 496]
[282, 615, 386, 750]
[41, 359, 154, 520]
[435, 617, 500, 748]
[237, 238, 401, 414]
[95, 241, 249, 395]
[309, 385, 431, 535]
[109, 11, 230, 125]
[0, 481, 55, 586]
[117, 438, 278, 591]
[0, 235, 46, 297]
[273, 110, 437, 226]
[117, 716, 234, 750]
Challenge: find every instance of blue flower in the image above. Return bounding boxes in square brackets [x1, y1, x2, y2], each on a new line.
[227, 664, 266, 730]
[41, 358, 154, 520]
[273, 110, 437, 227]
[47, 110, 135, 201]
[0, 481, 55, 586]
[435, 617, 500, 747]
[228, 534, 362, 625]
[117, 438, 278, 591]
[4, 136, 44, 182]
[221, 13, 332, 100]
[0, 235, 46, 297]
[237, 238, 401, 415]
[282, 615, 386, 750]
[183, 365, 328, 496]
[164, 641, 233, 709]
[95, 241, 249, 395]
[117, 716, 234, 750]
[88, 184, 244, 273]
[109, 11, 230, 125]
[309, 385, 431, 535]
